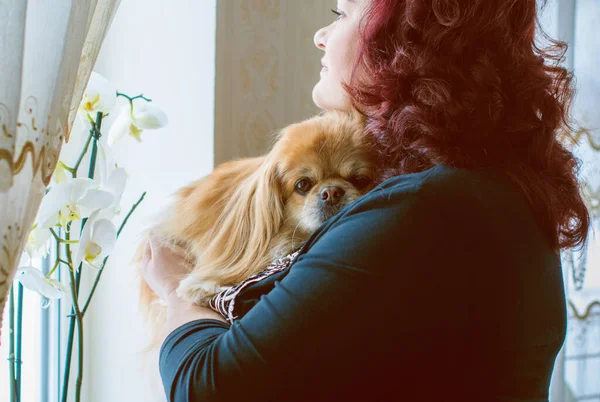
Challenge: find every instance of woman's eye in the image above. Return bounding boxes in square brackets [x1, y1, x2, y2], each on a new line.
[350, 175, 372, 190]
[330, 8, 345, 21]
[294, 178, 313, 195]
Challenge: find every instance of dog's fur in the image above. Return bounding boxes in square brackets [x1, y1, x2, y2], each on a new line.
[137, 110, 378, 341]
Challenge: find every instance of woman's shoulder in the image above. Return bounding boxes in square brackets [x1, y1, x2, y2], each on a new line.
[352, 163, 520, 216]
[336, 162, 543, 245]
[368, 163, 513, 202]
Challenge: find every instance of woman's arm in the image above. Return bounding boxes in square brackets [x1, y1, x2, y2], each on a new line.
[152, 173, 489, 401]
[146, 168, 565, 402]
[164, 291, 227, 333]
[151, 188, 412, 399]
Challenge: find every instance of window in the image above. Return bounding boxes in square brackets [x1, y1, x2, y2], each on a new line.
[560, 0, 600, 400]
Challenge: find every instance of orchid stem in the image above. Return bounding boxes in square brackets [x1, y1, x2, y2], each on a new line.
[46, 259, 60, 279]
[60, 240, 75, 402]
[55, 230, 62, 402]
[61, 111, 102, 402]
[8, 286, 17, 402]
[81, 191, 146, 315]
[75, 112, 100, 287]
[59, 161, 76, 174]
[15, 283, 23, 401]
[61, 229, 84, 402]
[66, 230, 84, 402]
[116, 92, 152, 103]
[49, 228, 79, 245]
[117, 192, 147, 238]
[72, 132, 93, 177]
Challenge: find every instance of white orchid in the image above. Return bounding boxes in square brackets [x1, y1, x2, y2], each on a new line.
[52, 161, 70, 185]
[78, 72, 117, 121]
[107, 101, 168, 145]
[10, 76, 156, 395]
[36, 178, 114, 229]
[74, 211, 117, 269]
[97, 141, 120, 183]
[95, 143, 128, 217]
[101, 168, 127, 217]
[15, 266, 67, 300]
[25, 225, 51, 259]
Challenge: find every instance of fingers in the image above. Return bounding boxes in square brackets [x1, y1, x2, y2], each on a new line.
[148, 234, 167, 260]
[141, 236, 157, 277]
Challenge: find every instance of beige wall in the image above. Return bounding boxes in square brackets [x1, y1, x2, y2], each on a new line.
[214, 0, 331, 164]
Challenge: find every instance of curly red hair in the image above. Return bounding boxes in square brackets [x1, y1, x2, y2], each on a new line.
[346, 0, 590, 251]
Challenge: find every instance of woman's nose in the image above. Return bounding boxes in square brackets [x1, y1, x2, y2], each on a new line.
[314, 26, 327, 50]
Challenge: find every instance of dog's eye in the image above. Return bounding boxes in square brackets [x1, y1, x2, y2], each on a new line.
[294, 178, 313, 195]
[350, 175, 372, 190]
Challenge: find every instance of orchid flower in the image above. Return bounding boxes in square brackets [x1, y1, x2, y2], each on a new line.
[52, 161, 70, 185]
[74, 211, 117, 269]
[101, 168, 127, 217]
[97, 141, 120, 183]
[25, 225, 51, 259]
[95, 143, 127, 217]
[15, 266, 67, 301]
[78, 72, 117, 122]
[107, 101, 168, 145]
[36, 178, 114, 230]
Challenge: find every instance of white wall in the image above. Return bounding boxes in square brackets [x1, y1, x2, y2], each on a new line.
[82, 1, 216, 401]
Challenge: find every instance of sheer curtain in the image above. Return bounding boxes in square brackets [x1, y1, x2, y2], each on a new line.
[546, 0, 600, 401]
[0, 0, 121, 337]
[562, 0, 600, 400]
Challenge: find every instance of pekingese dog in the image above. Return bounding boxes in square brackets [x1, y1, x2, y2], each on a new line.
[138, 110, 378, 324]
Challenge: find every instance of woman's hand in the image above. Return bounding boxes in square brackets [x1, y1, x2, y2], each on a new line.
[140, 236, 191, 301]
[140, 236, 228, 331]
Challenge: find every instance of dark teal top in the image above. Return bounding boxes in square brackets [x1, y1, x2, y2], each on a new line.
[159, 163, 566, 402]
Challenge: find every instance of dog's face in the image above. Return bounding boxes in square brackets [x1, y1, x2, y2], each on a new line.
[269, 110, 378, 234]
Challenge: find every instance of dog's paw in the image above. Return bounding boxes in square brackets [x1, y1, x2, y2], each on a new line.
[176, 275, 227, 307]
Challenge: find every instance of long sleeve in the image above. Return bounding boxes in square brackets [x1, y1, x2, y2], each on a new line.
[159, 164, 566, 402]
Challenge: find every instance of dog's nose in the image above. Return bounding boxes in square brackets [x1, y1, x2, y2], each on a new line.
[320, 186, 345, 206]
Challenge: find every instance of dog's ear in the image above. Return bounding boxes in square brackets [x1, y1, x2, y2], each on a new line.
[200, 156, 284, 284]
[252, 156, 285, 243]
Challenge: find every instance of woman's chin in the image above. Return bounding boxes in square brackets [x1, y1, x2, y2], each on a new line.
[312, 84, 326, 110]
[312, 81, 351, 112]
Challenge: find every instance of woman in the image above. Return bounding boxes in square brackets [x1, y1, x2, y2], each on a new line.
[141, 0, 590, 400]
